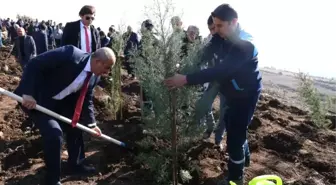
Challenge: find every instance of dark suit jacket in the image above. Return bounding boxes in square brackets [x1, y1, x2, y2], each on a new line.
[100, 36, 110, 47]
[61, 20, 101, 52]
[12, 35, 36, 62]
[123, 32, 139, 56]
[14, 45, 99, 126]
[33, 30, 48, 55]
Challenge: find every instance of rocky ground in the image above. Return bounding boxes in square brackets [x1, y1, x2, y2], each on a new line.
[0, 47, 335, 185]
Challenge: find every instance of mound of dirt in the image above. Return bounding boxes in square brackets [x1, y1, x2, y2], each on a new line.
[0, 48, 335, 185]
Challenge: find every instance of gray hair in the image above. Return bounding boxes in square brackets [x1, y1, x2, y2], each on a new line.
[92, 47, 116, 64]
[187, 25, 199, 36]
[171, 16, 181, 25]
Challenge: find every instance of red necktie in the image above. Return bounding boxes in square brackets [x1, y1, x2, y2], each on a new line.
[71, 72, 93, 127]
[84, 26, 90, 52]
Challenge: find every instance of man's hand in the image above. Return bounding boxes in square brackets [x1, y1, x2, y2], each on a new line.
[22, 94, 36, 110]
[91, 126, 102, 137]
[164, 74, 187, 90]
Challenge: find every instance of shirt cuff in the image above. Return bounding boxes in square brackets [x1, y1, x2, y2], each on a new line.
[87, 122, 97, 128]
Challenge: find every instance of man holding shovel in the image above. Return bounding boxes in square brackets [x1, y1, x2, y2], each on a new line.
[14, 45, 115, 185]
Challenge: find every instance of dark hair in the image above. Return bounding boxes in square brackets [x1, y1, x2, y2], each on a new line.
[79, 5, 96, 16]
[99, 31, 105, 37]
[207, 15, 213, 26]
[143, 19, 154, 31]
[211, 4, 238, 21]
[39, 23, 47, 30]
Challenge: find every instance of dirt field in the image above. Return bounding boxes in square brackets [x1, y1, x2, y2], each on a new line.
[0, 47, 335, 185]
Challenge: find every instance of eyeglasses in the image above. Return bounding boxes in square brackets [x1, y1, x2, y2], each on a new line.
[85, 16, 95, 21]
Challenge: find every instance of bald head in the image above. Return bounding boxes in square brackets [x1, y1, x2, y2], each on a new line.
[92, 47, 116, 64]
[16, 27, 25, 36]
[127, 26, 132, 32]
[91, 47, 116, 76]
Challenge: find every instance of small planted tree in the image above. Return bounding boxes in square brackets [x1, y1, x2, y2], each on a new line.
[105, 26, 126, 119]
[131, 0, 205, 184]
[297, 72, 331, 128]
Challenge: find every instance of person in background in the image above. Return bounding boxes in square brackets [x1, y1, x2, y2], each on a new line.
[61, 5, 101, 52]
[46, 21, 54, 50]
[181, 25, 200, 57]
[33, 23, 48, 55]
[99, 31, 110, 47]
[12, 27, 36, 69]
[0, 23, 3, 47]
[164, 4, 261, 185]
[200, 15, 226, 151]
[169, 16, 187, 48]
[122, 26, 139, 78]
[53, 24, 63, 47]
[27, 20, 35, 36]
[10, 23, 20, 44]
[171, 16, 184, 34]
[205, 15, 216, 44]
[107, 25, 116, 38]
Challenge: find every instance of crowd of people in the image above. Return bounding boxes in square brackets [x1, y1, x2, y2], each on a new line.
[0, 3, 261, 185]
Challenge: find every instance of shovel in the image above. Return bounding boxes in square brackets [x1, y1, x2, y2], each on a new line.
[0, 87, 135, 151]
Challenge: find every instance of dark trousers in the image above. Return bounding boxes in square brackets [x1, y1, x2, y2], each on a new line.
[18, 59, 28, 70]
[55, 39, 61, 48]
[31, 102, 85, 184]
[225, 91, 260, 181]
[124, 56, 135, 77]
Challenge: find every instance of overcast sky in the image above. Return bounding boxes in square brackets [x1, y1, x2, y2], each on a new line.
[1, 0, 335, 78]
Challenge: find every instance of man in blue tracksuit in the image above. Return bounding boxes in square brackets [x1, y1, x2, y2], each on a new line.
[164, 4, 262, 185]
[201, 15, 227, 150]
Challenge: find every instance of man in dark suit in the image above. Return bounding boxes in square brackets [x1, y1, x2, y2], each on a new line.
[11, 27, 36, 69]
[32, 23, 48, 55]
[99, 31, 110, 47]
[15, 45, 116, 185]
[122, 26, 139, 78]
[61, 5, 101, 52]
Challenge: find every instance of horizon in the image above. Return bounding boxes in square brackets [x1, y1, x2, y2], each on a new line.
[1, 0, 335, 78]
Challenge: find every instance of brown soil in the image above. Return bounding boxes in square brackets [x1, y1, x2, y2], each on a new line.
[0, 47, 335, 185]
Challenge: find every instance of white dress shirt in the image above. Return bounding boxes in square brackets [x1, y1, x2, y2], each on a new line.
[53, 57, 93, 100]
[80, 21, 92, 53]
[52, 58, 97, 127]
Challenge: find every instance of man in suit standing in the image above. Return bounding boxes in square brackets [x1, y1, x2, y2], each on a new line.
[11, 27, 36, 69]
[61, 5, 101, 52]
[15, 45, 116, 185]
[122, 26, 139, 78]
[32, 23, 48, 55]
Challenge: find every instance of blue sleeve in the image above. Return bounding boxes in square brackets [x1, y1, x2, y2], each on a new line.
[186, 42, 255, 85]
[19, 46, 73, 96]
